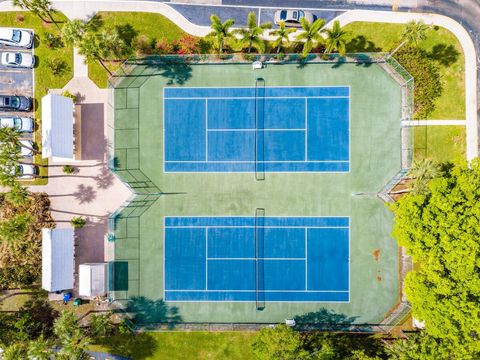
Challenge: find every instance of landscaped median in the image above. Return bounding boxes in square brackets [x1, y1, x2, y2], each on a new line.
[0, 12, 74, 185]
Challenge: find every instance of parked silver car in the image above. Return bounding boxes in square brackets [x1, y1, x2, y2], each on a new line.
[0, 28, 33, 48]
[0, 116, 34, 132]
[274, 10, 314, 27]
[1, 51, 35, 68]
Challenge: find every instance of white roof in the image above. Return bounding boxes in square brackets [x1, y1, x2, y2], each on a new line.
[41, 94, 73, 160]
[42, 228, 74, 292]
[79, 263, 107, 297]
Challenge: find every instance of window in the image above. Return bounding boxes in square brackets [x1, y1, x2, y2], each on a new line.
[280, 10, 287, 20]
[12, 30, 21, 43]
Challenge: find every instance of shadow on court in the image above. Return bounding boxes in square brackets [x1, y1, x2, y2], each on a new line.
[143, 60, 192, 85]
[124, 296, 182, 329]
[294, 308, 362, 331]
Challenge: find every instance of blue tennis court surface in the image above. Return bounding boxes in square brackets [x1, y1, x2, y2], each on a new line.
[164, 86, 350, 173]
[164, 217, 350, 302]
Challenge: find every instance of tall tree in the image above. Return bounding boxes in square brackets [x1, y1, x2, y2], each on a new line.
[390, 20, 429, 56]
[252, 325, 310, 360]
[269, 21, 296, 53]
[391, 160, 480, 359]
[27, 335, 53, 360]
[295, 18, 325, 57]
[5, 183, 29, 206]
[99, 28, 127, 60]
[234, 12, 271, 53]
[0, 213, 32, 243]
[208, 15, 235, 53]
[13, 0, 60, 30]
[0, 127, 38, 155]
[61, 19, 87, 46]
[78, 33, 113, 76]
[322, 20, 348, 56]
[54, 310, 91, 360]
[1, 343, 28, 360]
[89, 312, 114, 338]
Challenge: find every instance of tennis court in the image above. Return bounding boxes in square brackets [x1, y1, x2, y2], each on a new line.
[164, 216, 349, 303]
[164, 86, 350, 172]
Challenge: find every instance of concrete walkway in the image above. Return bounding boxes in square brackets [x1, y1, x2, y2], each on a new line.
[402, 119, 467, 126]
[73, 47, 88, 77]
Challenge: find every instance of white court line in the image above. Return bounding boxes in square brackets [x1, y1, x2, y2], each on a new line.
[165, 289, 348, 293]
[305, 98, 308, 162]
[205, 98, 208, 162]
[207, 128, 306, 132]
[205, 227, 208, 291]
[164, 96, 350, 100]
[165, 160, 349, 163]
[305, 228, 308, 291]
[207, 257, 306, 261]
[165, 226, 349, 229]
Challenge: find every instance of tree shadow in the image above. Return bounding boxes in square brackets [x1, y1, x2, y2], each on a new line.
[345, 35, 381, 53]
[73, 184, 96, 204]
[123, 296, 182, 329]
[426, 44, 459, 66]
[92, 332, 157, 359]
[94, 166, 115, 189]
[158, 62, 192, 85]
[115, 24, 138, 47]
[293, 308, 361, 331]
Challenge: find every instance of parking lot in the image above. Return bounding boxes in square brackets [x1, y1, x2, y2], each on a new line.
[0, 45, 34, 99]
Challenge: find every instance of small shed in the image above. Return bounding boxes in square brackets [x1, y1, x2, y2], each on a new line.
[42, 228, 74, 292]
[41, 93, 74, 162]
[79, 263, 108, 297]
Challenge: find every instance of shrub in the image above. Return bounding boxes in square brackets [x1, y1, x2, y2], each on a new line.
[70, 216, 86, 229]
[45, 58, 68, 76]
[394, 46, 443, 119]
[15, 14, 24, 23]
[132, 35, 153, 55]
[61, 90, 77, 103]
[177, 34, 199, 54]
[155, 38, 172, 55]
[242, 53, 256, 61]
[44, 32, 63, 49]
[198, 38, 213, 54]
[62, 165, 75, 174]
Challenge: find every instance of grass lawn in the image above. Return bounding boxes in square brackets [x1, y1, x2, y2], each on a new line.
[414, 126, 466, 163]
[0, 12, 74, 185]
[344, 22, 465, 120]
[88, 12, 186, 88]
[0, 289, 35, 311]
[89, 331, 256, 360]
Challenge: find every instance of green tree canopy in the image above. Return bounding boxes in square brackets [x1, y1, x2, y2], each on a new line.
[295, 18, 325, 57]
[252, 325, 309, 360]
[234, 12, 271, 53]
[269, 21, 296, 53]
[391, 159, 480, 358]
[208, 15, 235, 53]
[322, 20, 348, 56]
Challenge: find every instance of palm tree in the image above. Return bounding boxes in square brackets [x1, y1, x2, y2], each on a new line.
[78, 33, 113, 76]
[208, 15, 235, 53]
[390, 20, 429, 56]
[13, 0, 60, 30]
[89, 313, 114, 338]
[61, 19, 87, 46]
[234, 12, 271, 53]
[0, 127, 38, 154]
[54, 310, 91, 360]
[99, 28, 126, 60]
[5, 183, 29, 206]
[0, 213, 32, 243]
[323, 20, 348, 56]
[27, 335, 53, 360]
[295, 17, 325, 57]
[269, 21, 296, 53]
[2, 343, 27, 360]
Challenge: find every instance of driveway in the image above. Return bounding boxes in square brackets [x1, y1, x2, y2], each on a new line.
[0, 46, 34, 98]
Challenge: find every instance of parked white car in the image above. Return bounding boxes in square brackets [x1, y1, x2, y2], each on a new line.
[2, 164, 38, 179]
[274, 10, 314, 27]
[0, 116, 34, 132]
[0, 28, 33, 48]
[1, 51, 34, 68]
[19, 140, 33, 157]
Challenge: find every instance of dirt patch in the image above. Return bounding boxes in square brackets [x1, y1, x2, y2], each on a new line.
[376, 276, 382, 282]
[372, 249, 380, 261]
